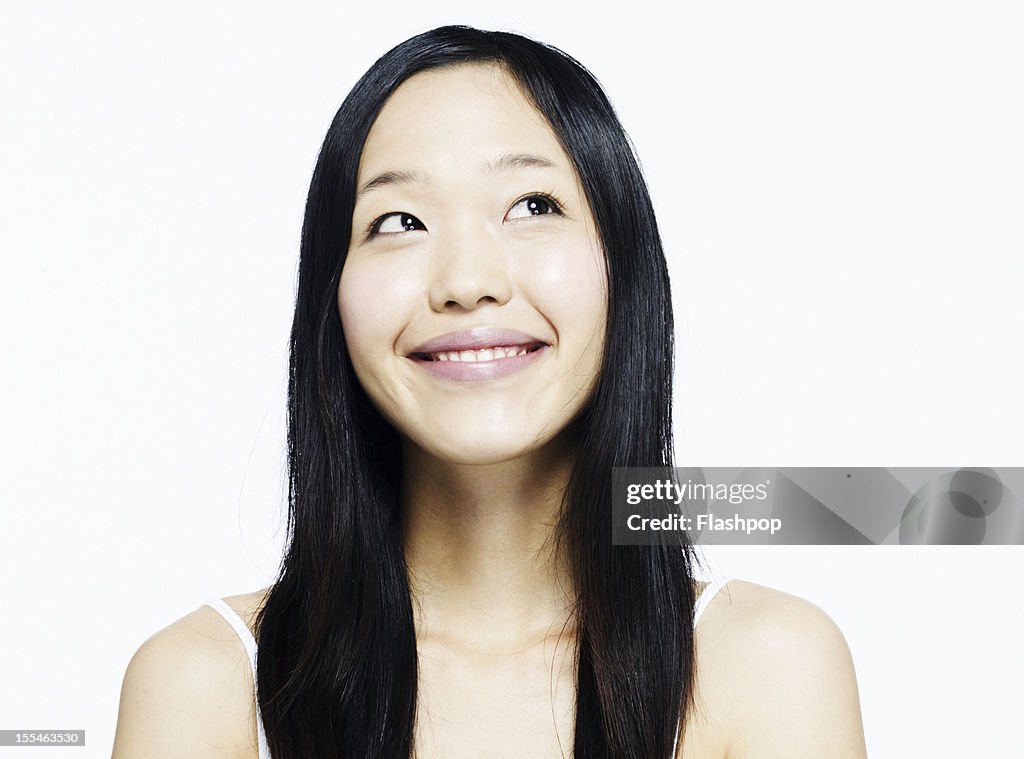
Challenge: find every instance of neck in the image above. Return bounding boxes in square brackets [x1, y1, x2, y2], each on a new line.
[399, 433, 578, 652]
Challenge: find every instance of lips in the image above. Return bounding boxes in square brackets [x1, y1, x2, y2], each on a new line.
[406, 327, 550, 360]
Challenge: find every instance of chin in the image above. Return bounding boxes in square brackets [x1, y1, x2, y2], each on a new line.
[409, 425, 562, 467]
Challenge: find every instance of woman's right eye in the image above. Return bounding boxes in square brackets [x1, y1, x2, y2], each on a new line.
[371, 212, 426, 236]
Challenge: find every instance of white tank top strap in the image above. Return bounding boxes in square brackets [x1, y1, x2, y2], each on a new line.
[693, 576, 734, 629]
[203, 598, 258, 658]
[673, 577, 737, 756]
[202, 598, 272, 759]
[199, 581, 733, 759]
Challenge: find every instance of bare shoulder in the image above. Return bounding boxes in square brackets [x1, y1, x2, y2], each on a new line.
[111, 587, 273, 759]
[699, 579, 844, 638]
[686, 581, 867, 759]
[221, 585, 273, 637]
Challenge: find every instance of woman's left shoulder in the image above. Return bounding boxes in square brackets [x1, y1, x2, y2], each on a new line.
[693, 580, 868, 758]
[701, 579, 847, 645]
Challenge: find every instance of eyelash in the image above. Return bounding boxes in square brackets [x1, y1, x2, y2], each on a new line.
[364, 191, 566, 241]
[509, 191, 566, 219]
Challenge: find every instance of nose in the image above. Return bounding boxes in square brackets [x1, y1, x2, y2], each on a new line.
[427, 224, 513, 312]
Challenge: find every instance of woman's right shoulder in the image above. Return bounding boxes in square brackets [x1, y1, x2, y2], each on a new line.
[111, 586, 273, 759]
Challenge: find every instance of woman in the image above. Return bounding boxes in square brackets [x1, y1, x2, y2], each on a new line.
[112, 26, 867, 758]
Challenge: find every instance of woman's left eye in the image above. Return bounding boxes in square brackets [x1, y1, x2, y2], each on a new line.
[505, 194, 564, 221]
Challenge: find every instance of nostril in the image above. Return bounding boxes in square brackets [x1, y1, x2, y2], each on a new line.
[442, 294, 503, 310]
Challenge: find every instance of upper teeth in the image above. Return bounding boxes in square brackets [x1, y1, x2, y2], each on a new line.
[429, 346, 533, 362]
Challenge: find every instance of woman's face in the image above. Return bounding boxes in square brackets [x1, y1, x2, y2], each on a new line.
[338, 63, 607, 465]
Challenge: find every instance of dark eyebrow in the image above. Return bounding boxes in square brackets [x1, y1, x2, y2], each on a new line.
[356, 169, 421, 199]
[486, 152, 558, 173]
[356, 153, 557, 199]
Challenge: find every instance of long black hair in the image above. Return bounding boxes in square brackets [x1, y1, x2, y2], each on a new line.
[254, 25, 698, 758]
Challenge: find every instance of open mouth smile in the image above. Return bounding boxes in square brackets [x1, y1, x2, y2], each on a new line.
[409, 342, 547, 363]
[405, 328, 551, 382]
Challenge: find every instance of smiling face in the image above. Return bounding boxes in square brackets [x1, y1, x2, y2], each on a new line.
[338, 63, 607, 465]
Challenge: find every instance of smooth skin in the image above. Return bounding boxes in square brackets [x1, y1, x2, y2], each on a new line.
[112, 64, 868, 758]
[111, 582, 867, 758]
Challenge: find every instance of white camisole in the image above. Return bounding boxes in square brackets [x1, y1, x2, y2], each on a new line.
[203, 576, 734, 759]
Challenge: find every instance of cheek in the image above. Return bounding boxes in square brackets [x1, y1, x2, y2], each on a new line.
[520, 239, 607, 347]
[337, 259, 412, 372]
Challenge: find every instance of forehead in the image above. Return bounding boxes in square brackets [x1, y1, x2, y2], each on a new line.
[357, 63, 570, 179]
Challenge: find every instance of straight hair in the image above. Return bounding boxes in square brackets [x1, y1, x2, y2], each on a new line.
[255, 25, 698, 758]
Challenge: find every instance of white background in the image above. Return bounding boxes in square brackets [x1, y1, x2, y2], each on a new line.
[2, 2, 1022, 757]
